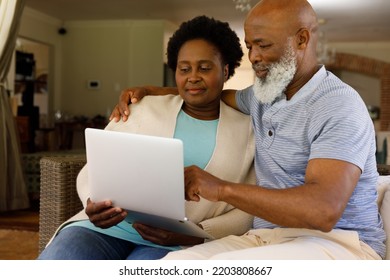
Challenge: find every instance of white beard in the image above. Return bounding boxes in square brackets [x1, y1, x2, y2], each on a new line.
[253, 44, 297, 104]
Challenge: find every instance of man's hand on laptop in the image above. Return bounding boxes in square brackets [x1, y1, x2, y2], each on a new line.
[132, 222, 204, 246]
[184, 165, 223, 202]
[85, 198, 127, 229]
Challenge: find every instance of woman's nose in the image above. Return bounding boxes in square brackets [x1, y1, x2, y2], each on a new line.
[187, 72, 201, 83]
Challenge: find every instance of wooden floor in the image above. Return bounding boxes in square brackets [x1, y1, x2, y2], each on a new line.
[0, 208, 39, 231]
[0, 202, 40, 260]
[0, 201, 39, 232]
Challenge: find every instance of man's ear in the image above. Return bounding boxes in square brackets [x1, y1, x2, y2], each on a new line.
[296, 28, 310, 49]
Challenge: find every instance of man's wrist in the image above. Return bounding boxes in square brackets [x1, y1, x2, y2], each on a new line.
[219, 181, 238, 203]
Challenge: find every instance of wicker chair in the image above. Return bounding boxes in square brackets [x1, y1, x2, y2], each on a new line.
[38, 158, 390, 258]
[39, 156, 86, 253]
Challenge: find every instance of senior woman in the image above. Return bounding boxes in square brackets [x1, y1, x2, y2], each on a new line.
[38, 15, 255, 260]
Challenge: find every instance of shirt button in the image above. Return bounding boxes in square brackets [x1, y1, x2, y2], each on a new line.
[268, 130, 273, 136]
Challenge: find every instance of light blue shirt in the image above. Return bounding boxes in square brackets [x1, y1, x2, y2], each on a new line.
[236, 66, 386, 258]
[174, 110, 218, 168]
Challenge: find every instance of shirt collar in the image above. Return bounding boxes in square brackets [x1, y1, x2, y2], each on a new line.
[286, 65, 327, 104]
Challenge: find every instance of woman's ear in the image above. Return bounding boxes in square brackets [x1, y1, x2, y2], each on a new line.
[224, 64, 229, 81]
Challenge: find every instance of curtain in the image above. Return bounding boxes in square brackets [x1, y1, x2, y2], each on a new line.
[0, 0, 29, 211]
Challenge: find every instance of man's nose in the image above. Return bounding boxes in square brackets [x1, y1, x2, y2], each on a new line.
[248, 48, 262, 65]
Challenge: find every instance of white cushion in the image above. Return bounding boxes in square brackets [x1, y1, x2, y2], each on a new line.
[381, 191, 390, 259]
[377, 175, 390, 259]
[377, 175, 390, 208]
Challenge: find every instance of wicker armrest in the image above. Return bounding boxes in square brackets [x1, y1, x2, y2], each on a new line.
[39, 155, 86, 253]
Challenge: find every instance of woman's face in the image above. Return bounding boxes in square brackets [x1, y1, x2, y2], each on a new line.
[175, 39, 228, 119]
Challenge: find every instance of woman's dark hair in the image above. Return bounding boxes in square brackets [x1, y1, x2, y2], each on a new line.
[167, 15, 243, 80]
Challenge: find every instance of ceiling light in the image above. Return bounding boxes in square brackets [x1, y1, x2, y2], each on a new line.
[316, 19, 336, 65]
[233, 0, 252, 12]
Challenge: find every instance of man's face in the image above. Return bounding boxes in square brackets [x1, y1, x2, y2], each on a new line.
[244, 15, 297, 103]
[244, 16, 291, 80]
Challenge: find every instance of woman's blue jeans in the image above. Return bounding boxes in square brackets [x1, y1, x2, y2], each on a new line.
[37, 227, 170, 260]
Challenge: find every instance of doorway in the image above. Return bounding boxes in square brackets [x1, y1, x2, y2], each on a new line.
[13, 37, 53, 152]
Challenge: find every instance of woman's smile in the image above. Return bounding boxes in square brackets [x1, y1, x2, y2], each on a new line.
[186, 87, 206, 95]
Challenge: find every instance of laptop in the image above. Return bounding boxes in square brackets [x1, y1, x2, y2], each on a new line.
[85, 128, 214, 240]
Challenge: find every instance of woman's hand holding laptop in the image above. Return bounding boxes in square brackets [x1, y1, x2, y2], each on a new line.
[86, 197, 205, 246]
[132, 223, 204, 246]
[85, 198, 127, 229]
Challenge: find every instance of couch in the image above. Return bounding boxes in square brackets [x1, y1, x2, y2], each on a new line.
[38, 156, 390, 259]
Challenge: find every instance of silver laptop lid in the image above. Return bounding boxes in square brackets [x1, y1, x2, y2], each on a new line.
[86, 128, 186, 220]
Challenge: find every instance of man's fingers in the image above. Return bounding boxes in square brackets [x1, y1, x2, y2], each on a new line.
[129, 87, 147, 104]
[111, 87, 148, 123]
[119, 106, 129, 122]
[184, 166, 201, 202]
[109, 105, 122, 122]
[185, 191, 201, 202]
[183, 180, 201, 202]
[108, 104, 129, 123]
[120, 89, 131, 106]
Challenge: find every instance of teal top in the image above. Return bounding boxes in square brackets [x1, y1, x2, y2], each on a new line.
[174, 110, 219, 168]
[65, 109, 219, 251]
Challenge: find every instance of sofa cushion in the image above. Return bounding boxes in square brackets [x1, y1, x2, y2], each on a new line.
[380, 187, 390, 260]
[377, 175, 390, 259]
[377, 175, 390, 208]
